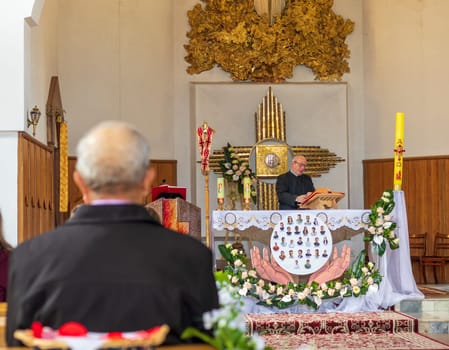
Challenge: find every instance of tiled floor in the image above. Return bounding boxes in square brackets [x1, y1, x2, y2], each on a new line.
[396, 284, 449, 345]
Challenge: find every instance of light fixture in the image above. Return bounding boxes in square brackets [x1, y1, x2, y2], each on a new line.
[27, 105, 41, 136]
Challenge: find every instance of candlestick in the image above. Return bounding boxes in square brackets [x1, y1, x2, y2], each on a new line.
[217, 177, 225, 199]
[393, 112, 405, 191]
[243, 177, 251, 199]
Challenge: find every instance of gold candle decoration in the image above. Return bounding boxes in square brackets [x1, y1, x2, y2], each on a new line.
[243, 177, 251, 199]
[59, 120, 69, 212]
[217, 177, 225, 199]
[393, 112, 405, 191]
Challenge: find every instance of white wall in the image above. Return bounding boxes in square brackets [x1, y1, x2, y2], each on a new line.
[0, 134, 18, 246]
[57, 0, 174, 158]
[364, 0, 449, 158]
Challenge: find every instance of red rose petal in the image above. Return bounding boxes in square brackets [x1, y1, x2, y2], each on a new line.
[58, 322, 88, 336]
[31, 321, 43, 338]
[106, 332, 124, 339]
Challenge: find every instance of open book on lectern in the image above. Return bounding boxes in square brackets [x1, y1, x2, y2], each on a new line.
[299, 188, 345, 210]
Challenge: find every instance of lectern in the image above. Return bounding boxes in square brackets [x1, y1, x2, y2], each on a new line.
[146, 198, 201, 241]
[300, 188, 345, 210]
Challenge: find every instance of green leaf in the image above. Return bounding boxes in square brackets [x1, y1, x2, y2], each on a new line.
[351, 249, 366, 278]
[181, 327, 217, 347]
[218, 244, 233, 263]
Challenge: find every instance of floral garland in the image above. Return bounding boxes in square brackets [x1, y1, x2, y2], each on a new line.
[363, 190, 400, 256]
[220, 143, 257, 204]
[218, 243, 382, 310]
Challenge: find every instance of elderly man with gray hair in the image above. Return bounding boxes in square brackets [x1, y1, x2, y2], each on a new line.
[6, 121, 218, 346]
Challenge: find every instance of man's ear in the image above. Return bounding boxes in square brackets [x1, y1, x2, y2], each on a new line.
[73, 170, 90, 203]
[142, 166, 156, 194]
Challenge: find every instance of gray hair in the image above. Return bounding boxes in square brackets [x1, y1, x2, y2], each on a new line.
[75, 121, 150, 194]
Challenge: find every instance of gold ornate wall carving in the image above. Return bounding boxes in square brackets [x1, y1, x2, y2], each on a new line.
[185, 0, 354, 82]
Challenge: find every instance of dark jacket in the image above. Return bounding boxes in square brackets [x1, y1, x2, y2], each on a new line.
[276, 171, 315, 210]
[6, 204, 218, 346]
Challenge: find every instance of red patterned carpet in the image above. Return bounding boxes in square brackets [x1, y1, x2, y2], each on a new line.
[246, 311, 449, 350]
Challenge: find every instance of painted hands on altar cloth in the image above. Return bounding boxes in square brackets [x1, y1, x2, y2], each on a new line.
[250, 244, 351, 285]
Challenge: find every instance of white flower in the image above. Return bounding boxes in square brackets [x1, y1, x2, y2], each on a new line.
[389, 231, 396, 239]
[202, 311, 214, 330]
[248, 270, 258, 278]
[340, 287, 348, 296]
[367, 261, 374, 269]
[276, 287, 284, 295]
[297, 292, 306, 300]
[368, 226, 376, 234]
[303, 287, 311, 296]
[375, 218, 384, 226]
[313, 295, 322, 306]
[382, 191, 391, 198]
[383, 221, 392, 229]
[376, 207, 384, 214]
[232, 174, 240, 181]
[353, 286, 361, 295]
[241, 271, 248, 279]
[288, 288, 295, 296]
[384, 215, 391, 221]
[315, 290, 324, 298]
[328, 288, 335, 297]
[257, 279, 265, 287]
[266, 299, 272, 305]
[234, 259, 243, 267]
[281, 295, 292, 303]
[376, 227, 384, 234]
[243, 281, 252, 290]
[238, 287, 248, 296]
[393, 238, 400, 245]
[349, 278, 358, 286]
[225, 169, 234, 175]
[361, 267, 369, 274]
[335, 282, 342, 290]
[367, 277, 374, 285]
[320, 283, 328, 291]
[231, 276, 239, 284]
[231, 249, 238, 256]
[373, 234, 384, 245]
[268, 284, 276, 293]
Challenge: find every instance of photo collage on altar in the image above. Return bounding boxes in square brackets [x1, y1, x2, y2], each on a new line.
[270, 213, 333, 275]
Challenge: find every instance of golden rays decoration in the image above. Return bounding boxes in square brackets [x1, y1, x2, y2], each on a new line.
[185, 0, 355, 82]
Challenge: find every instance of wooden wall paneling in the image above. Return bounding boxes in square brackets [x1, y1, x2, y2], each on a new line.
[363, 159, 392, 208]
[17, 133, 55, 243]
[364, 155, 449, 283]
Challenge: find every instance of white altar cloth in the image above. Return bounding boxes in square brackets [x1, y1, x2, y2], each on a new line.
[212, 209, 370, 232]
[213, 191, 424, 313]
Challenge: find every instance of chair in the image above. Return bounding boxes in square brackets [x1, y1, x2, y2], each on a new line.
[420, 232, 449, 284]
[409, 232, 428, 284]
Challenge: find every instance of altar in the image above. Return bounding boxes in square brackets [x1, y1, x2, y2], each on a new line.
[212, 209, 370, 259]
[212, 192, 424, 313]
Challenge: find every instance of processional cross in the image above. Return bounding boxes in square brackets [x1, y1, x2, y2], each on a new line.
[209, 87, 345, 210]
